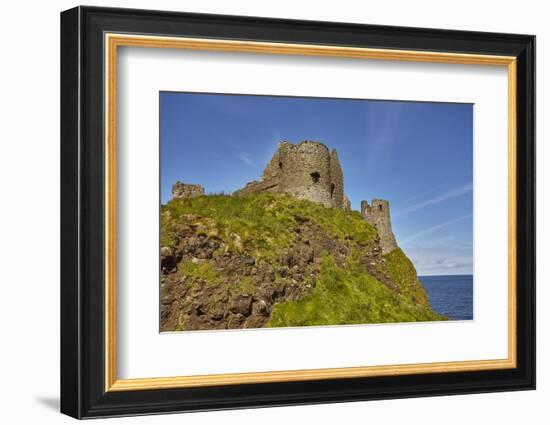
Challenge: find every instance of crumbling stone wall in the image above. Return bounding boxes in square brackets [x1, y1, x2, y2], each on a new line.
[172, 181, 205, 199]
[235, 141, 347, 209]
[361, 199, 398, 254]
[343, 195, 352, 211]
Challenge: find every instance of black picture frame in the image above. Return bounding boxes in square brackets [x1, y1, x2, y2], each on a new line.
[61, 5, 535, 419]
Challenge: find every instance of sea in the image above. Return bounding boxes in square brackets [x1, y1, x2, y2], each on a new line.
[419, 275, 473, 321]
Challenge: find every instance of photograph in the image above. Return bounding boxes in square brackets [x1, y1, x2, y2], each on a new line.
[159, 92, 473, 332]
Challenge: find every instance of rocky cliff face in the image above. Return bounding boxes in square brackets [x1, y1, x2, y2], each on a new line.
[160, 193, 444, 331]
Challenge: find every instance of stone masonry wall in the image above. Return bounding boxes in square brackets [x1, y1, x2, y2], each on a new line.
[234, 141, 347, 209]
[361, 199, 398, 254]
[172, 181, 205, 199]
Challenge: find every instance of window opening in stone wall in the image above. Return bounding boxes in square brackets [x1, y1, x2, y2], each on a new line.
[310, 172, 320, 183]
[330, 183, 335, 198]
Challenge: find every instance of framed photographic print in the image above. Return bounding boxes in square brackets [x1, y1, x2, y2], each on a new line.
[60, 6, 535, 419]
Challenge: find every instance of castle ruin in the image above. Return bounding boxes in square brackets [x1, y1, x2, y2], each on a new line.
[234, 141, 350, 210]
[361, 199, 398, 254]
[171, 140, 399, 254]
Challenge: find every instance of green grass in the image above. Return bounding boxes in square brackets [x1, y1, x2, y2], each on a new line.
[178, 260, 219, 286]
[384, 248, 417, 289]
[384, 248, 435, 308]
[161, 193, 377, 261]
[234, 276, 255, 294]
[268, 253, 445, 327]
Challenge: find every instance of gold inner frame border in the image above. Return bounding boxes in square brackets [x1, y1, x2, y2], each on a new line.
[104, 33, 517, 392]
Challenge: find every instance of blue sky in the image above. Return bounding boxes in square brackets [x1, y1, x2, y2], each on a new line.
[160, 92, 473, 276]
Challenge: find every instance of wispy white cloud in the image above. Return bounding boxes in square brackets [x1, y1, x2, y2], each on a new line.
[361, 104, 405, 171]
[396, 182, 472, 216]
[238, 153, 255, 167]
[404, 242, 473, 275]
[401, 214, 471, 244]
[416, 258, 473, 275]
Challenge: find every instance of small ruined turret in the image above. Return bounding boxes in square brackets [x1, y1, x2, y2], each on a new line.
[361, 199, 398, 254]
[343, 195, 352, 211]
[172, 181, 205, 199]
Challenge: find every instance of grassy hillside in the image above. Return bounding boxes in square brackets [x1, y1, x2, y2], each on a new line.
[160, 193, 445, 331]
[269, 252, 443, 327]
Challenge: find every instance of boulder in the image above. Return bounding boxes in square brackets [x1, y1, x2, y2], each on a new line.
[229, 294, 252, 316]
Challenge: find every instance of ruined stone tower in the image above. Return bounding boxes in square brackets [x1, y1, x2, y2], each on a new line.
[235, 141, 349, 210]
[361, 199, 398, 254]
[172, 181, 205, 199]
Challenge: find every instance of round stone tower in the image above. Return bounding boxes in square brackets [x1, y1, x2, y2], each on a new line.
[275, 141, 337, 208]
[235, 140, 346, 209]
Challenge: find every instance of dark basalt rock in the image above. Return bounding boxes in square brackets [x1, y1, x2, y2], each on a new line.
[229, 294, 253, 316]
